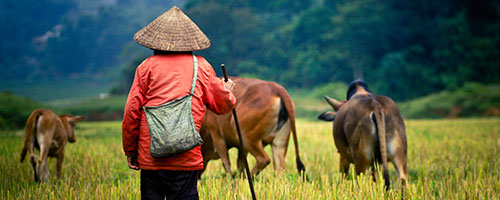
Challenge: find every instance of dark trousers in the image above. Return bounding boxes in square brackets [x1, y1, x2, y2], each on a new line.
[140, 169, 200, 200]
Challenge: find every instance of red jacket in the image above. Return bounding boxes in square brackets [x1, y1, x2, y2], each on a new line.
[122, 54, 236, 170]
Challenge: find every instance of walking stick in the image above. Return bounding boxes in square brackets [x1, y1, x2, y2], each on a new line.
[221, 64, 257, 200]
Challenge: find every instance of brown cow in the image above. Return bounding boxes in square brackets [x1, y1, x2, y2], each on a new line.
[318, 80, 408, 190]
[201, 77, 305, 177]
[20, 109, 83, 182]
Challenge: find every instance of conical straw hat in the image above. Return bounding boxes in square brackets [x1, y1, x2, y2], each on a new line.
[134, 6, 210, 51]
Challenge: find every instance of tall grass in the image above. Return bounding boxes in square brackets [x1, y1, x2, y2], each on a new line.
[1, 119, 499, 199]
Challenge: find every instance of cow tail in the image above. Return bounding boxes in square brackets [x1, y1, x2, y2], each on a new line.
[373, 101, 390, 190]
[21, 112, 40, 163]
[276, 85, 306, 175]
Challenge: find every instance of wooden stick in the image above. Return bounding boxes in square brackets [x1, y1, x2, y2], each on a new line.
[221, 64, 257, 200]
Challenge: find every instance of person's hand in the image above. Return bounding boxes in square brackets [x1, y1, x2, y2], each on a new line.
[222, 78, 235, 91]
[127, 156, 140, 170]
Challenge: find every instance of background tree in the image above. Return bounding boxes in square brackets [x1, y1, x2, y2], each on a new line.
[1, 0, 499, 101]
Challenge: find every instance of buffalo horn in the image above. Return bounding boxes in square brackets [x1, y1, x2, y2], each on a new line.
[323, 95, 342, 108]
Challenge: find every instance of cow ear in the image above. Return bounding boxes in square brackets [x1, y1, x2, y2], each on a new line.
[70, 116, 84, 123]
[318, 111, 336, 121]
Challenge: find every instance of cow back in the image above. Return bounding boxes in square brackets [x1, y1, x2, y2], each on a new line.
[333, 94, 406, 157]
[202, 77, 289, 151]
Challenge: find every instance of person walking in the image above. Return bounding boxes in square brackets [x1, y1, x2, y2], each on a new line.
[122, 6, 236, 200]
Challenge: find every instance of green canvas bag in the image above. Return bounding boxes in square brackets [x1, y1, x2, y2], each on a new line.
[143, 54, 203, 158]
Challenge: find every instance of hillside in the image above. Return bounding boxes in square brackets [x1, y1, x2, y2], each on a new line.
[2, 82, 498, 129]
[295, 82, 500, 119]
[398, 83, 500, 118]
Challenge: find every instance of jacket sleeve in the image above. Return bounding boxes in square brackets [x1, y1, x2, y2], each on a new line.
[202, 64, 236, 115]
[122, 65, 146, 157]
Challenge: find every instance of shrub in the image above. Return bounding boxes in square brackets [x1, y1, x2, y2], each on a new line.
[399, 83, 500, 118]
[0, 92, 43, 129]
[62, 96, 126, 121]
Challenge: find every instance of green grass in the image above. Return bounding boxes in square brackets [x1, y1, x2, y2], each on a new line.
[1, 118, 499, 199]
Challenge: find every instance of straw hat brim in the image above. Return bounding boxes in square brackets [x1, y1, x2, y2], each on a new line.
[134, 6, 210, 51]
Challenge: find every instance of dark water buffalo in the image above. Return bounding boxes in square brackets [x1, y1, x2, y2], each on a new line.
[20, 109, 83, 182]
[318, 80, 408, 190]
[201, 77, 305, 177]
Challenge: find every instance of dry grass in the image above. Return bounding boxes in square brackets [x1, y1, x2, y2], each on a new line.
[1, 118, 499, 199]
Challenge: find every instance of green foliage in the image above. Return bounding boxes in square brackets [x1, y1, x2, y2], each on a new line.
[399, 83, 500, 118]
[290, 82, 347, 119]
[432, 10, 500, 89]
[62, 96, 126, 121]
[292, 82, 348, 100]
[186, 2, 261, 75]
[0, 79, 111, 102]
[0, 0, 181, 81]
[110, 54, 149, 95]
[0, 0, 75, 80]
[0, 92, 43, 129]
[2, 0, 499, 103]
[183, 0, 500, 101]
[373, 47, 443, 100]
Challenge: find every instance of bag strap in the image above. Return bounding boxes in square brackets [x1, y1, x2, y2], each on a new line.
[190, 54, 199, 95]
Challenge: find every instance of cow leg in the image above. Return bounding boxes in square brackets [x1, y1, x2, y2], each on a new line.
[353, 157, 371, 176]
[236, 149, 248, 175]
[270, 145, 286, 171]
[56, 152, 64, 178]
[390, 136, 408, 188]
[353, 117, 376, 177]
[36, 134, 51, 182]
[246, 141, 271, 176]
[213, 138, 232, 175]
[339, 154, 351, 177]
[30, 153, 38, 182]
[353, 138, 374, 177]
[28, 144, 39, 182]
[391, 154, 408, 197]
[27, 130, 39, 182]
[392, 155, 408, 187]
[271, 121, 291, 171]
[37, 156, 50, 182]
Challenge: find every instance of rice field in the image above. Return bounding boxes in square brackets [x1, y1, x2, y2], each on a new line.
[1, 118, 499, 199]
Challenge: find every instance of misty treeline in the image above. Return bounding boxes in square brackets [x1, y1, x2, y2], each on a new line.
[1, 0, 499, 101]
[0, 0, 182, 81]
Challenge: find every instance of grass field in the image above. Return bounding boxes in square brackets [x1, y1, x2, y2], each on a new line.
[1, 118, 499, 199]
